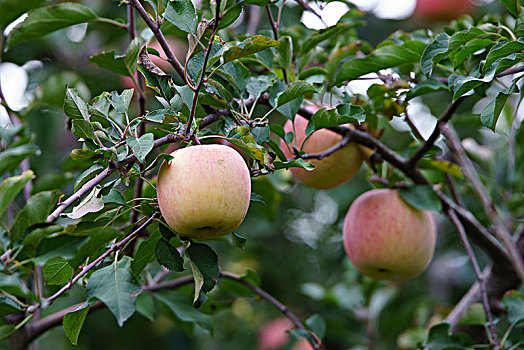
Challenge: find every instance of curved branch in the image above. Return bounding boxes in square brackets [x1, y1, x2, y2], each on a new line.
[219, 272, 323, 350]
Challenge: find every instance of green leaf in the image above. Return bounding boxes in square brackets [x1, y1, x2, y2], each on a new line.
[273, 159, 315, 171]
[398, 186, 442, 212]
[155, 239, 185, 272]
[65, 187, 104, 220]
[223, 35, 279, 64]
[458, 303, 486, 326]
[103, 189, 127, 206]
[218, 6, 242, 30]
[186, 243, 219, 299]
[0, 296, 23, 317]
[336, 40, 426, 84]
[0, 325, 15, 341]
[10, 191, 59, 242]
[448, 67, 497, 101]
[111, 89, 134, 114]
[127, 133, 154, 163]
[63, 304, 89, 345]
[306, 314, 326, 339]
[246, 75, 274, 98]
[164, 0, 197, 34]
[138, 49, 176, 102]
[300, 21, 363, 55]
[6, 2, 98, 48]
[86, 257, 141, 327]
[276, 36, 293, 71]
[276, 81, 318, 107]
[154, 291, 212, 332]
[0, 170, 33, 219]
[0, 145, 40, 174]
[90, 37, 143, 77]
[231, 232, 247, 250]
[424, 323, 474, 350]
[43, 257, 73, 285]
[132, 231, 161, 277]
[71, 119, 96, 141]
[74, 165, 104, 191]
[250, 192, 266, 206]
[480, 80, 519, 131]
[420, 34, 450, 77]
[405, 79, 448, 101]
[484, 40, 524, 73]
[64, 88, 90, 121]
[501, 0, 520, 16]
[67, 225, 120, 268]
[502, 290, 524, 325]
[136, 293, 156, 321]
[309, 104, 365, 131]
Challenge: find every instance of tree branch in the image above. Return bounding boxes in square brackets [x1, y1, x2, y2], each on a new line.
[130, 0, 187, 82]
[407, 97, 465, 167]
[447, 209, 499, 348]
[265, 5, 288, 84]
[441, 123, 524, 282]
[219, 272, 323, 350]
[46, 133, 180, 222]
[290, 134, 352, 160]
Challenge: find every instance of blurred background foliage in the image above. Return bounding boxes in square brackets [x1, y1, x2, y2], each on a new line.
[0, 0, 523, 349]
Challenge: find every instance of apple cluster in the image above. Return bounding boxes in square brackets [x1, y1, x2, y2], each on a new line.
[156, 105, 437, 281]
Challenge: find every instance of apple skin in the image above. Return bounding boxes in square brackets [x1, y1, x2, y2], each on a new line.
[258, 318, 313, 350]
[156, 144, 251, 239]
[343, 189, 436, 280]
[413, 0, 474, 21]
[280, 109, 363, 190]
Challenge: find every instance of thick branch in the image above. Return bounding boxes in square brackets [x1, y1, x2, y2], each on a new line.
[130, 0, 187, 82]
[441, 123, 524, 281]
[219, 272, 323, 350]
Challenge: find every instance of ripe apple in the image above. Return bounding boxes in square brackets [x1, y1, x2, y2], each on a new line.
[156, 144, 251, 239]
[342, 189, 436, 280]
[413, 0, 474, 21]
[258, 317, 313, 350]
[280, 107, 363, 190]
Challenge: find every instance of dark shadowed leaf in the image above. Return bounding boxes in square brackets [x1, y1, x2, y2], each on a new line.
[398, 186, 442, 212]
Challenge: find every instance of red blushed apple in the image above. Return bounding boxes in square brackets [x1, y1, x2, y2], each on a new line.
[156, 144, 251, 239]
[413, 0, 474, 21]
[343, 189, 437, 281]
[258, 318, 313, 350]
[280, 106, 363, 190]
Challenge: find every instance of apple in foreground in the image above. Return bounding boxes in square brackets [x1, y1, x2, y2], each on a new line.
[280, 109, 363, 190]
[156, 144, 251, 239]
[342, 189, 436, 280]
[413, 0, 474, 21]
[258, 317, 313, 350]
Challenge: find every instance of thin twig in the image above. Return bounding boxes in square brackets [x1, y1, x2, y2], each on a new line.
[447, 209, 499, 348]
[408, 97, 465, 167]
[219, 272, 323, 350]
[46, 133, 180, 222]
[130, 0, 188, 82]
[29, 214, 158, 313]
[441, 123, 524, 282]
[265, 5, 289, 84]
[185, 0, 222, 135]
[289, 135, 351, 160]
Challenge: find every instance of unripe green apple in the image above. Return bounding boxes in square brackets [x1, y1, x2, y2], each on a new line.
[280, 110, 363, 190]
[413, 0, 474, 21]
[343, 189, 436, 280]
[156, 144, 251, 239]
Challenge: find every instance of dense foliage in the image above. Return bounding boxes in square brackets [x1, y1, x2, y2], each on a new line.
[0, 0, 523, 349]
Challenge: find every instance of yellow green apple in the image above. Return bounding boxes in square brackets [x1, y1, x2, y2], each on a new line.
[343, 189, 436, 280]
[280, 107, 363, 190]
[156, 144, 251, 239]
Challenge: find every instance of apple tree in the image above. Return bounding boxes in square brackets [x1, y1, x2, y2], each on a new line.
[0, 0, 523, 349]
